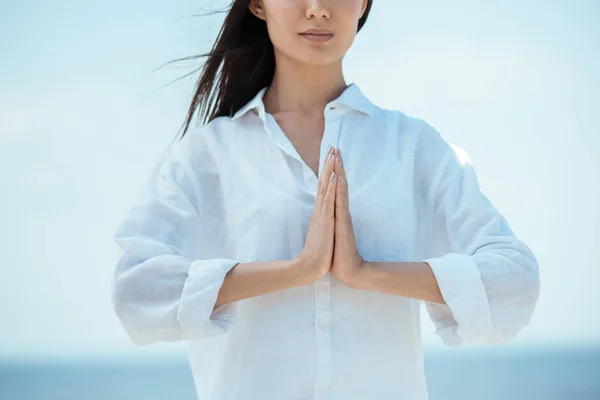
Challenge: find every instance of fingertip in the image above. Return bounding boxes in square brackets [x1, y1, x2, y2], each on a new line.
[326, 171, 335, 194]
[324, 172, 337, 210]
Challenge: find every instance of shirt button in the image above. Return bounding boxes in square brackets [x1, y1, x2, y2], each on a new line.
[318, 387, 328, 397]
[318, 319, 328, 331]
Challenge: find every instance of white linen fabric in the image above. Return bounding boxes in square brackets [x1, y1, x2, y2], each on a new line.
[111, 82, 540, 400]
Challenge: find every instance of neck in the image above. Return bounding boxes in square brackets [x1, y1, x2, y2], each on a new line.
[263, 53, 348, 117]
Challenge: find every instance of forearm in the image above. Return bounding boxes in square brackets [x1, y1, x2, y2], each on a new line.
[214, 258, 316, 307]
[352, 261, 446, 304]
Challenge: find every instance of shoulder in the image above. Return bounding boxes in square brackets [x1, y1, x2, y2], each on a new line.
[374, 106, 474, 193]
[411, 117, 470, 167]
[376, 106, 470, 168]
[173, 116, 235, 149]
[181, 114, 264, 149]
[164, 116, 235, 177]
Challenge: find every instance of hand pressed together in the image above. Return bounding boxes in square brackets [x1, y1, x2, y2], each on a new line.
[330, 147, 366, 287]
[297, 146, 366, 287]
[297, 145, 337, 280]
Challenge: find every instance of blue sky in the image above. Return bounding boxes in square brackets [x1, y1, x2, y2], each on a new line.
[1, 0, 599, 360]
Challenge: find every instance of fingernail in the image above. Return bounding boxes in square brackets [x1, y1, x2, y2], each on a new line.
[327, 152, 334, 163]
[339, 176, 345, 187]
[337, 147, 342, 158]
[329, 171, 336, 182]
[337, 154, 342, 166]
[324, 146, 332, 163]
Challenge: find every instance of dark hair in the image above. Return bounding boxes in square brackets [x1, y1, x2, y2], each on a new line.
[161, 0, 373, 144]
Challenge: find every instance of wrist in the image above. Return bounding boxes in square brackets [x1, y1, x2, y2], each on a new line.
[346, 260, 371, 290]
[291, 256, 322, 286]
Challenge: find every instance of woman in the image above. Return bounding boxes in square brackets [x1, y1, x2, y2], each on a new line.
[111, 0, 540, 399]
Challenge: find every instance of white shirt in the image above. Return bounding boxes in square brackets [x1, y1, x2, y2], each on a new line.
[111, 82, 540, 400]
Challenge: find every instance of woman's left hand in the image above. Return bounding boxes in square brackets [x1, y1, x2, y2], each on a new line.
[330, 148, 366, 287]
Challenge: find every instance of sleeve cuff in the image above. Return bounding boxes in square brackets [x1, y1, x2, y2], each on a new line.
[177, 258, 240, 339]
[422, 253, 494, 346]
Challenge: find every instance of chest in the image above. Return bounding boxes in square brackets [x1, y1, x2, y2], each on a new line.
[272, 112, 324, 178]
[218, 113, 421, 263]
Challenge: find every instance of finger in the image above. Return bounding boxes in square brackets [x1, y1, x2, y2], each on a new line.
[334, 147, 348, 219]
[343, 174, 354, 227]
[319, 147, 336, 212]
[335, 175, 351, 230]
[343, 175, 357, 243]
[316, 146, 334, 209]
[333, 147, 346, 180]
[322, 169, 337, 224]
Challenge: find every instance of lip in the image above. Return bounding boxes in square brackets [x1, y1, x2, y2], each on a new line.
[299, 29, 333, 43]
[300, 28, 333, 35]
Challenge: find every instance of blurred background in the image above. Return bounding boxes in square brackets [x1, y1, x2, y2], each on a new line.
[1, 0, 599, 399]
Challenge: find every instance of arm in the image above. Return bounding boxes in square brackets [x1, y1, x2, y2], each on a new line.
[214, 257, 316, 307]
[416, 139, 540, 347]
[111, 140, 315, 346]
[349, 261, 445, 304]
[352, 123, 539, 348]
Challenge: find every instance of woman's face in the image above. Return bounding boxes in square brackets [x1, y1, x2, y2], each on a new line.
[249, 0, 368, 66]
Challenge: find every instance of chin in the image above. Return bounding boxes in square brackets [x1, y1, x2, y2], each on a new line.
[274, 41, 344, 66]
[295, 50, 344, 66]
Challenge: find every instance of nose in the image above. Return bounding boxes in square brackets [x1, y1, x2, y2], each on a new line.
[305, 0, 331, 20]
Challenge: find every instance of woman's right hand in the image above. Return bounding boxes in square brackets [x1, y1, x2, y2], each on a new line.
[297, 145, 338, 281]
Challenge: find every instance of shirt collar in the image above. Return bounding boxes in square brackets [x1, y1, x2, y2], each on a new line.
[231, 82, 375, 121]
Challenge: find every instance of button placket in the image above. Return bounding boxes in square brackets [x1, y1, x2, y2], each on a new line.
[264, 112, 303, 162]
[318, 319, 328, 331]
[315, 117, 342, 190]
[312, 110, 344, 399]
[313, 274, 331, 399]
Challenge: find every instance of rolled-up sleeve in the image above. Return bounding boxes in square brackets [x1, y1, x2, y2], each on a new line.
[420, 139, 540, 348]
[111, 141, 239, 346]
